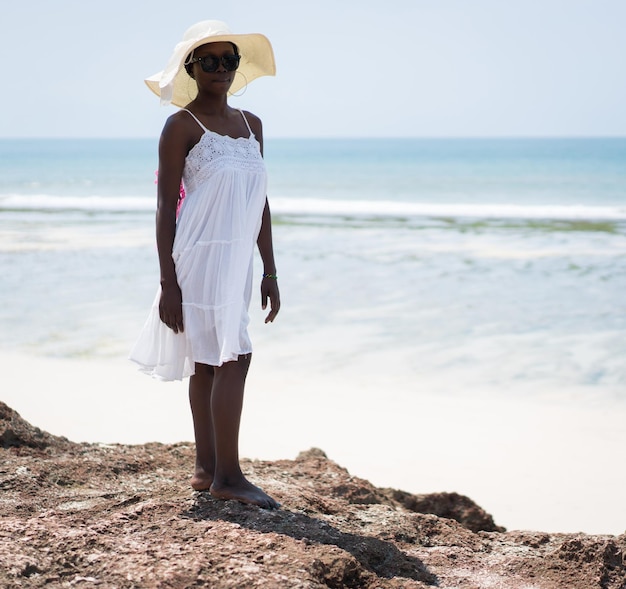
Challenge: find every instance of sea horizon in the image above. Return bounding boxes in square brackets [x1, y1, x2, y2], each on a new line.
[2, 133, 626, 138]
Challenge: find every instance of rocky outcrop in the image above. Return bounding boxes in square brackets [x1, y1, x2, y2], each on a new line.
[1, 401, 624, 588]
[0, 401, 72, 450]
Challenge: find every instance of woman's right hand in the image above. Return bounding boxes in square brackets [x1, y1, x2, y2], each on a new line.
[159, 283, 184, 333]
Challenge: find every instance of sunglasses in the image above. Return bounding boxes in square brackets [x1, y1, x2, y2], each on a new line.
[188, 53, 241, 73]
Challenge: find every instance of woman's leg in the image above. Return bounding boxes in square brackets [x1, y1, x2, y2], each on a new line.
[209, 354, 280, 509]
[189, 363, 216, 491]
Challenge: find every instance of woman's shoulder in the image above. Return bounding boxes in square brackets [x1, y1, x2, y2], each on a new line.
[240, 109, 261, 123]
[163, 109, 197, 132]
[161, 110, 202, 142]
[159, 110, 204, 157]
[240, 109, 263, 137]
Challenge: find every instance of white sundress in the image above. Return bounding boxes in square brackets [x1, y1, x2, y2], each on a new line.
[129, 109, 268, 381]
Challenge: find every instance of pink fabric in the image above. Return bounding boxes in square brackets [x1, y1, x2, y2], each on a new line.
[154, 171, 186, 218]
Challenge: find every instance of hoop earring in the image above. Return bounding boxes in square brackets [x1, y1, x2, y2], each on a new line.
[230, 70, 248, 97]
[186, 77, 196, 102]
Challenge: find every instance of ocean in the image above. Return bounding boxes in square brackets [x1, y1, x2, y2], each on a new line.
[2, 136, 626, 534]
[1, 137, 624, 401]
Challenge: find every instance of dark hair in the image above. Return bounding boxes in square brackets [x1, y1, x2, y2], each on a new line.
[184, 42, 240, 77]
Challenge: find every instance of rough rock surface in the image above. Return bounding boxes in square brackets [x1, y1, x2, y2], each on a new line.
[1, 401, 624, 588]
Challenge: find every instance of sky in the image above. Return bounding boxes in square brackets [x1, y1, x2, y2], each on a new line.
[1, 0, 625, 138]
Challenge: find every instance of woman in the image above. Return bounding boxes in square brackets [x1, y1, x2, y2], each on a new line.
[130, 20, 280, 509]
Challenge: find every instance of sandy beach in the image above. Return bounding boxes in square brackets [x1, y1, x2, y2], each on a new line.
[3, 350, 624, 537]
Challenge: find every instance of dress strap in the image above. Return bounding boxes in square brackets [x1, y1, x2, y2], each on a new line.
[182, 108, 254, 139]
[238, 109, 254, 138]
[181, 108, 209, 132]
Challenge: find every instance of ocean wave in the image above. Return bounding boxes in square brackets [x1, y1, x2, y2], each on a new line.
[2, 193, 626, 222]
[270, 198, 626, 221]
[0, 194, 155, 213]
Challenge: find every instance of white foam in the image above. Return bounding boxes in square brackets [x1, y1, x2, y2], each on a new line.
[0, 194, 155, 212]
[270, 197, 626, 221]
[2, 193, 626, 221]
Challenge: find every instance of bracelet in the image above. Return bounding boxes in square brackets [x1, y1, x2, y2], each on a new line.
[262, 273, 278, 279]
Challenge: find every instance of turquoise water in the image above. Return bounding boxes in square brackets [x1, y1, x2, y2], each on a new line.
[265, 138, 626, 205]
[2, 137, 625, 204]
[1, 137, 625, 399]
[0, 139, 156, 197]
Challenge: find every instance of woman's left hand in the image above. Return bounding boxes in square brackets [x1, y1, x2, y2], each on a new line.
[261, 277, 280, 323]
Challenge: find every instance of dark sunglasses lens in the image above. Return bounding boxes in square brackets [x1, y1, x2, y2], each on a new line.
[197, 55, 240, 72]
[199, 56, 220, 72]
[223, 55, 240, 71]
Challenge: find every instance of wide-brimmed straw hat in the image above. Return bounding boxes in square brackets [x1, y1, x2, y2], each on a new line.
[145, 20, 276, 106]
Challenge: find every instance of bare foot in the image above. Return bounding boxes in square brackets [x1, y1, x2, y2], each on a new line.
[190, 468, 213, 491]
[210, 476, 280, 510]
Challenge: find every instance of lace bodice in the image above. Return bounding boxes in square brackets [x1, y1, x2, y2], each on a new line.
[182, 130, 265, 194]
